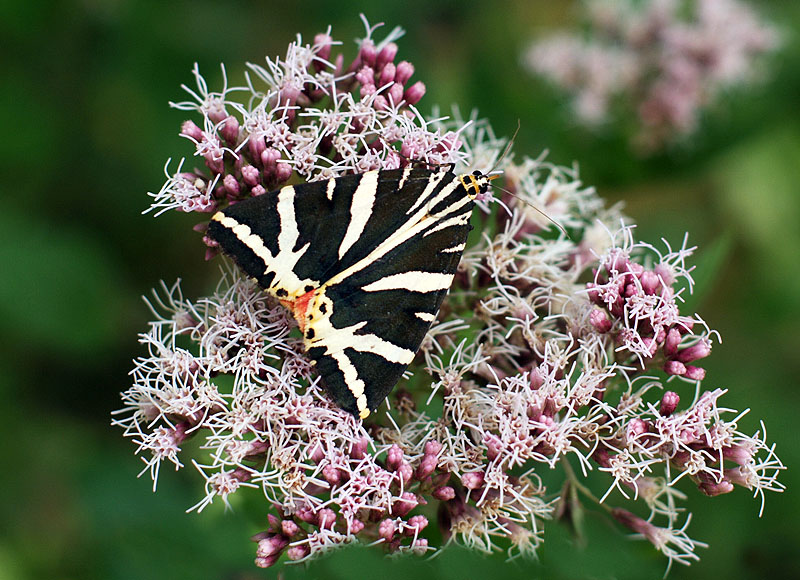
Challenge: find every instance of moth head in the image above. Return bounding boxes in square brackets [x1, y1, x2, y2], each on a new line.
[459, 170, 501, 200]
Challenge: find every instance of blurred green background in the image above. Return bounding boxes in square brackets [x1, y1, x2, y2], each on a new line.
[1, 1, 798, 579]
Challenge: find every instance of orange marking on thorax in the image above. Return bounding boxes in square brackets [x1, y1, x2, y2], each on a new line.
[284, 288, 316, 334]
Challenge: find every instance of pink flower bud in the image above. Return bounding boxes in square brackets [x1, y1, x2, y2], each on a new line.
[484, 433, 503, 461]
[416, 455, 437, 480]
[404, 81, 426, 105]
[275, 162, 293, 183]
[379, 518, 396, 541]
[412, 537, 428, 554]
[684, 365, 706, 381]
[267, 513, 281, 529]
[722, 444, 753, 465]
[589, 308, 612, 332]
[626, 418, 650, 441]
[724, 466, 754, 488]
[386, 444, 403, 471]
[350, 437, 369, 459]
[664, 360, 686, 376]
[254, 553, 280, 568]
[248, 135, 266, 162]
[424, 440, 443, 456]
[392, 492, 418, 517]
[286, 545, 310, 561]
[241, 164, 260, 186]
[379, 62, 396, 86]
[641, 337, 658, 357]
[377, 42, 398, 67]
[250, 185, 266, 197]
[360, 39, 377, 66]
[397, 461, 413, 484]
[407, 514, 429, 533]
[295, 507, 317, 524]
[322, 464, 341, 485]
[220, 115, 239, 144]
[318, 508, 337, 529]
[660, 391, 680, 416]
[260, 147, 280, 169]
[664, 328, 682, 357]
[395, 61, 415, 84]
[181, 120, 204, 141]
[697, 472, 734, 496]
[373, 94, 389, 111]
[676, 341, 711, 363]
[433, 485, 455, 501]
[462, 471, 485, 490]
[640, 270, 661, 294]
[256, 534, 288, 558]
[388, 82, 404, 105]
[654, 263, 675, 286]
[223, 174, 240, 195]
[314, 33, 333, 62]
[356, 65, 375, 86]
[281, 519, 300, 536]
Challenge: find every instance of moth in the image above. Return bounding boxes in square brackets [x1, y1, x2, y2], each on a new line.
[207, 165, 495, 418]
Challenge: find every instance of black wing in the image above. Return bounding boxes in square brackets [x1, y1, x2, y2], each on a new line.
[207, 167, 474, 417]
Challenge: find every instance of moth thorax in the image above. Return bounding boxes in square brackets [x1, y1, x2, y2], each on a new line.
[459, 171, 491, 199]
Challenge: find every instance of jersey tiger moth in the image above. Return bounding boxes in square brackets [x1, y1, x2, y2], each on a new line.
[207, 165, 495, 419]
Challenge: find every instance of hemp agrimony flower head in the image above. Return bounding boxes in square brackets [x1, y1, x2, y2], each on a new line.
[115, 17, 784, 571]
[523, 0, 780, 152]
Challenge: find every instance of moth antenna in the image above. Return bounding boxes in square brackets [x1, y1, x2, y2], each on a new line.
[491, 183, 571, 240]
[488, 119, 521, 175]
[482, 122, 569, 239]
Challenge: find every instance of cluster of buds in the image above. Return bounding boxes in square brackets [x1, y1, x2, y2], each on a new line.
[117, 17, 784, 572]
[587, 233, 715, 379]
[523, 0, 780, 152]
[149, 14, 462, 226]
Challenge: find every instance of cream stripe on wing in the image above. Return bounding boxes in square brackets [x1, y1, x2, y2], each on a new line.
[212, 192, 314, 295]
[362, 271, 454, 293]
[305, 309, 415, 364]
[422, 211, 471, 237]
[276, 185, 300, 253]
[328, 350, 370, 418]
[404, 171, 449, 216]
[397, 164, 414, 189]
[324, 179, 469, 288]
[440, 243, 466, 254]
[213, 214, 274, 264]
[338, 171, 379, 259]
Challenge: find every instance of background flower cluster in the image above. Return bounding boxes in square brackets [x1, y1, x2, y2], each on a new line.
[524, 0, 780, 152]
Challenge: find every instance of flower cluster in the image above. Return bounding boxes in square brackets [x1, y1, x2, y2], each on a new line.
[116, 17, 784, 571]
[523, 0, 780, 152]
[587, 230, 715, 377]
[149, 14, 463, 222]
